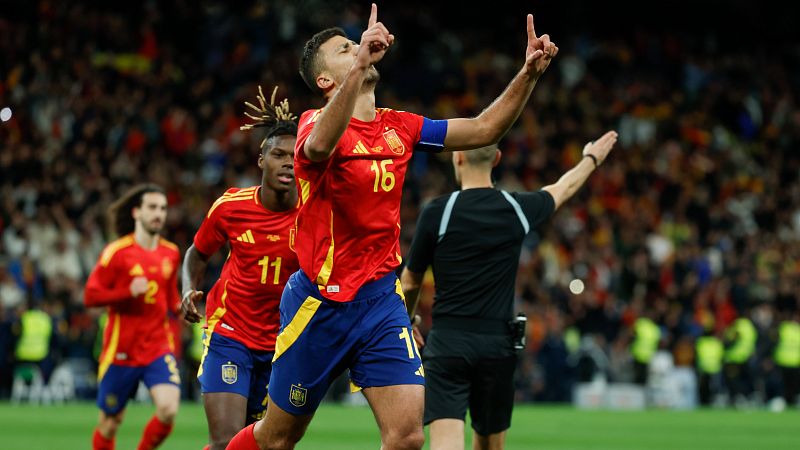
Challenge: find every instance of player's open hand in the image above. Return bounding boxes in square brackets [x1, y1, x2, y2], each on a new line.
[357, 3, 394, 68]
[583, 131, 618, 166]
[129, 276, 148, 297]
[524, 14, 558, 78]
[181, 289, 205, 323]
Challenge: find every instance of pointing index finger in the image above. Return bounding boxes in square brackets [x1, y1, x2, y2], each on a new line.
[527, 14, 537, 40]
[369, 3, 378, 28]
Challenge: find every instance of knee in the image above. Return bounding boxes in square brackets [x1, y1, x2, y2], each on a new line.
[254, 423, 301, 450]
[155, 402, 179, 424]
[262, 439, 296, 450]
[99, 413, 124, 437]
[258, 431, 301, 450]
[384, 428, 425, 450]
[209, 428, 240, 450]
[209, 440, 230, 450]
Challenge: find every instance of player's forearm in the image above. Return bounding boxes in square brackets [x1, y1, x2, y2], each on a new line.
[182, 244, 209, 297]
[452, 69, 539, 148]
[84, 284, 131, 307]
[304, 64, 370, 161]
[400, 268, 423, 318]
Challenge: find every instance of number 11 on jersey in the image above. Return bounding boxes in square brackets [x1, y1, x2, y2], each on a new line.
[258, 256, 282, 284]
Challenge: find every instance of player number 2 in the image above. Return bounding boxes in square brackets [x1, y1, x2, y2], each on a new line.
[258, 256, 282, 284]
[370, 159, 395, 192]
[398, 327, 420, 359]
[143, 280, 159, 304]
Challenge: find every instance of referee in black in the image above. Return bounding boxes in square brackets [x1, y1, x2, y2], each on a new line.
[401, 131, 618, 450]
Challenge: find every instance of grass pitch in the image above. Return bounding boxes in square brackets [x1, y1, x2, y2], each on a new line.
[1, 401, 798, 449]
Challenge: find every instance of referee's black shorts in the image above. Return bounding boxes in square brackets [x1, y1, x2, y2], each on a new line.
[423, 355, 517, 435]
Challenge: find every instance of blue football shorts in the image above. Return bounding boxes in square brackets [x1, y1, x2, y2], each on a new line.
[268, 270, 424, 415]
[97, 352, 180, 415]
[198, 332, 273, 423]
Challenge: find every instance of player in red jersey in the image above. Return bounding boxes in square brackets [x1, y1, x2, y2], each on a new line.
[85, 184, 181, 450]
[180, 86, 300, 450]
[227, 4, 558, 450]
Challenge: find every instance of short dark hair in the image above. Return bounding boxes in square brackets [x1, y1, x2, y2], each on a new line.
[299, 27, 347, 95]
[108, 183, 165, 237]
[262, 122, 299, 154]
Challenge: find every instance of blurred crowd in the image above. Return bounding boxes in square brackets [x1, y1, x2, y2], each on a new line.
[1, 0, 799, 406]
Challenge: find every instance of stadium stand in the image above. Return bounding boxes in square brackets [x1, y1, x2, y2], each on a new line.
[1, 0, 799, 408]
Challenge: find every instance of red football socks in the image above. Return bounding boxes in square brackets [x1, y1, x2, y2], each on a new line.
[136, 415, 174, 450]
[92, 428, 115, 450]
[225, 423, 260, 450]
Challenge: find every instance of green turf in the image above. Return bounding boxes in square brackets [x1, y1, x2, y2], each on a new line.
[1, 401, 798, 449]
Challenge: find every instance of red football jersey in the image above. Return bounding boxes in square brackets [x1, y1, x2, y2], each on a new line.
[194, 186, 299, 351]
[294, 108, 424, 301]
[84, 235, 180, 377]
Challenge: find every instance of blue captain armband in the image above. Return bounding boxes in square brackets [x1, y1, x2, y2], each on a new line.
[416, 118, 448, 153]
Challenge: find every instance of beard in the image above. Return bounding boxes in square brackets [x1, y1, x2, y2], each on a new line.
[365, 65, 380, 84]
[142, 220, 163, 236]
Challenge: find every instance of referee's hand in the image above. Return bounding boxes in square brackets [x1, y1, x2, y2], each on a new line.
[412, 314, 425, 349]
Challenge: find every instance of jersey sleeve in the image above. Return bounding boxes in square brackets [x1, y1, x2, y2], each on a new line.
[401, 111, 446, 153]
[511, 190, 556, 229]
[294, 109, 319, 166]
[84, 251, 131, 307]
[294, 109, 355, 167]
[405, 201, 442, 274]
[193, 198, 228, 256]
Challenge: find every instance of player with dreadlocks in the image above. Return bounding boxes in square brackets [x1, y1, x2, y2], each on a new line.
[180, 86, 300, 450]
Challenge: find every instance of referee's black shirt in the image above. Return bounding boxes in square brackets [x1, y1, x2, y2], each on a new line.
[406, 188, 554, 358]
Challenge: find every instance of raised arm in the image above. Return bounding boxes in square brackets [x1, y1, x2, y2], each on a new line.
[444, 14, 559, 151]
[542, 131, 618, 210]
[180, 244, 211, 323]
[304, 3, 394, 161]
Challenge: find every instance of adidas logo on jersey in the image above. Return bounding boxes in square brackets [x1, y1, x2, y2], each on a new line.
[129, 264, 144, 276]
[236, 230, 255, 244]
[352, 140, 384, 154]
[352, 141, 370, 154]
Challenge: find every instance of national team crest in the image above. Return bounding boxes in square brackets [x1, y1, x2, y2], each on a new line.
[383, 129, 405, 155]
[105, 394, 118, 408]
[289, 384, 307, 407]
[162, 258, 174, 279]
[221, 364, 238, 384]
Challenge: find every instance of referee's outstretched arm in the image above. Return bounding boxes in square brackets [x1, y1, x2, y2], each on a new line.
[542, 130, 618, 210]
